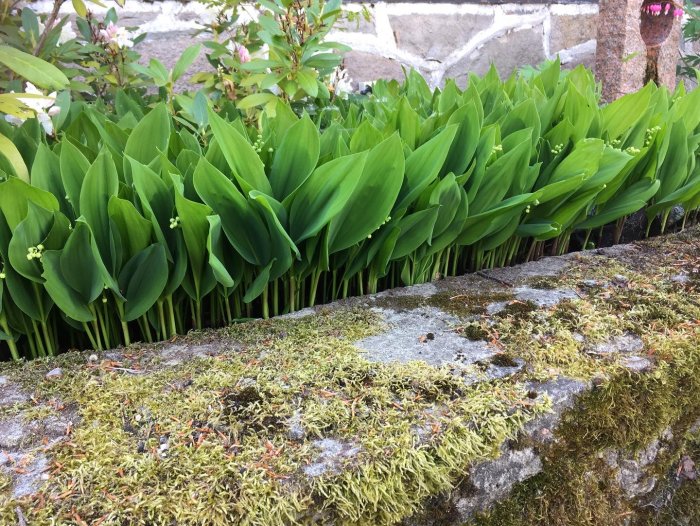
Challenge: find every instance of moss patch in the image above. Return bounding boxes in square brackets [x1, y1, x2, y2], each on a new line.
[467, 230, 700, 526]
[0, 309, 547, 525]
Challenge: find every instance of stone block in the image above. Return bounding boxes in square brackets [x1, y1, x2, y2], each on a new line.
[445, 25, 546, 86]
[334, 10, 377, 35]
[342, 50, 408, 85]
[549, 13, 598, 52]
[596, 0, 682, 101]
[389, 13, 494, 61]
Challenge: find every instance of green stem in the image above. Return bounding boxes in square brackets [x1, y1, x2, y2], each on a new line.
[166, 295, 178, 336]
[82, 321, 99, 352]
[157, 301, 167, 340]
[0, 314, 20, 361]
[140, 315, 153, 343]
[262, 284, 269, 319]
[289, 275, 297, 313]
[309, 270, 321, 307]
[273, 280, 279, 317]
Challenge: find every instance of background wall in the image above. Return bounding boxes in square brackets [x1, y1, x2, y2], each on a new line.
[30, 0, 699, 90]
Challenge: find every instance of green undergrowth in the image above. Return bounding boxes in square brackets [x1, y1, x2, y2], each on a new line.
[0, 309, 548, 525]
[468, 231, 700, 525]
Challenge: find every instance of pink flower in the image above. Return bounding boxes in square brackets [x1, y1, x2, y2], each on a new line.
[227, 41, 251, 63]
[674, 7, 684, 17]
[99, 22, 133, 49]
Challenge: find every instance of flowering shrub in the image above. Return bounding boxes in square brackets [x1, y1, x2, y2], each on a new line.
[192, 0, 351, 115]
[3, 82, 60, 135]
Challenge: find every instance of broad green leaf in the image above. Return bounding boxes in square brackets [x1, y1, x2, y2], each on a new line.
[172, 44, 201, 82]
[108, 196, 152, 262]
[269, 115, 320, 200]
[328, 134, 405, 253]
[0, 45, 69, 90]
[59, 221, 103, 304]
[80, 151, 119, 270]
[194, 158, 270, 266]
[42, 250, 94, 323]
[243, 260, 274, 303]
[174, 183, 213, 298]
[395, 124, 458, 211]
[0, 178, 59, 230]
[119, 244, 168, 321]
[59, 140, 91, 216]
[391, 206, 440, 260]
[0, 133, 29, 182]
[289, 151, 368, 243]
[124, 103, 170, 168]
[207, 107, 273, 195]
[601, 83, 652, 139]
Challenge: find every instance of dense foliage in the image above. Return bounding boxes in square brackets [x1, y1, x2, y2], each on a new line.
[1, 60, 700, 360]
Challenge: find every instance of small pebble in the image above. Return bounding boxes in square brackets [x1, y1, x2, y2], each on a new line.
[88, 354, 98, 363]
[45, 368, 62, 380]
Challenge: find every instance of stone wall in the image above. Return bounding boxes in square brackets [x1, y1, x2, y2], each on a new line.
[335, 2, 599, 87]
[30, 0, 697, 89]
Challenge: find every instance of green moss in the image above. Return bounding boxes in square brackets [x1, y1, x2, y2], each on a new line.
[372, 290, 514, 319]
[467, 234, 700, 526]
[0, 308, 547, 526]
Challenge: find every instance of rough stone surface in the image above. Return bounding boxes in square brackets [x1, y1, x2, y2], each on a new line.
[303, 439, 362, 477]
[486, 286, 579, 314]
[589, 333, 644, 356]
[549, 13, 597, 52]
[356, 306, 495, 367]
[389, 14, 494, 61]
[158, 342, 222, 366]
[454, 448, 543, 519]
[342, 50, 408, 85]
[446, 25, 547, 85]
[0, 417, 28, 450]
[596, 0, 682, 101]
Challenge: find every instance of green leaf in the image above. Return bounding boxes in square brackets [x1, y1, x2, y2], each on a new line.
[392, 206, 440, 260]
[243, 260, 274, 303]
[174, 182, 212, 299]
[328, 134, 405, 253]
[206, 215, 236, 288]
[236, 92, 278, 110]
[269, 114, 320, 201]
[395, 125, 458, 211]
[0, 178, 59, 230]
[0, 133, 29, 182]
[60, 140, 91, 216]
[8, 202, 56, 283]
[172, 44, 201, 82]
[0, 45, 69, 90]
[124, 103, 170, 168]
[601, 84, 652, 139]
[296, 69, 318, 97]
[80, 150, 119, 270]
[289, 151, 368, 243]
[58, 221, 103, 304]
[118, 244, 168, 321]
[108, 196, 152, 262]
[207, 107, 273, 195]
[194, 158, 270, 266]
[42, 250, 94, 323]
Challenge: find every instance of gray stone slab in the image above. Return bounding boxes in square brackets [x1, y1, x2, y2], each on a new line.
[549, 13, 597, 52]
[454, 447, 543, 520]
[356, 307, 495, 367]
[446, 25, 546, 86]
[589, 333, 644, 356]
[486, 286, 578, 315]
[390, 13, 493, 61]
